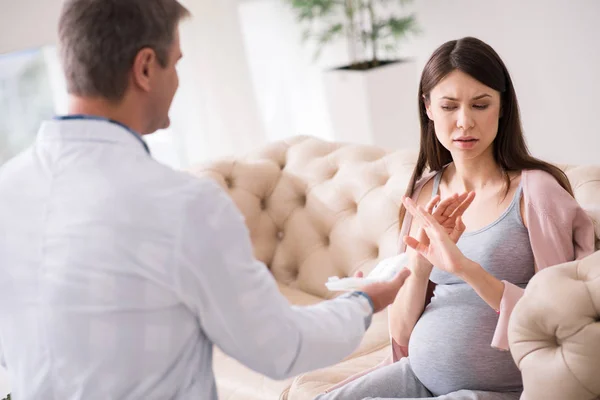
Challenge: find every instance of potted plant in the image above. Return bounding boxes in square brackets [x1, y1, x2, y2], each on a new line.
[284, 0, 421, 149]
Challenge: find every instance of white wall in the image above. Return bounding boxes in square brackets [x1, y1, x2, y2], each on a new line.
[1, 0, 598, 163]
[240, 0, 600, 165]
[0, 0, 268, 167]
[407, 0, 600, 165]
[0, 0, 62, 54]
[176, 0, 267, 163]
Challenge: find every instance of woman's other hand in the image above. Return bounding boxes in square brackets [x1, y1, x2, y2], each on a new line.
[403, 196, 471, 276]
[417, 191, 475, 246]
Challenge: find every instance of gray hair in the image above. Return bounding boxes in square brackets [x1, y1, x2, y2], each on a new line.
[59, 0, 190, 102]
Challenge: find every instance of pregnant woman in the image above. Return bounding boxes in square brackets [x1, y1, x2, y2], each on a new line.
[315, 37, 595, 400]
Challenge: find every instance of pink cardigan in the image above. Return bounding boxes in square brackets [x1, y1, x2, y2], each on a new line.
[326, 168, 595, 392]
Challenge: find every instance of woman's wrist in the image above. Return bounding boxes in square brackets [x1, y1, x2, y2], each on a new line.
[455, 258, 481, 281]
[408, 253, 433, 278]
[457, 259, 504, 311]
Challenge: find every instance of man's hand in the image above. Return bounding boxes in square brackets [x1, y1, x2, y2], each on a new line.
[358, 268, 411, 313]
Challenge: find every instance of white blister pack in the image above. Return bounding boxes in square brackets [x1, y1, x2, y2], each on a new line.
[325, 253, 409, 291]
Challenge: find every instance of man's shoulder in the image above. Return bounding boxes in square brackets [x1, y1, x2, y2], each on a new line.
[140, 159, 228, 208]
[0, 148, 36, 187]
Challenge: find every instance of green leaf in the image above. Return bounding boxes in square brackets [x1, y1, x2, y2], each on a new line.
[384, 43, 398, 54]
[386, 14, 419, 38]
[286, 0, 340, 19]
[284, 0, 422, 63]
[301, 28, 313, 43]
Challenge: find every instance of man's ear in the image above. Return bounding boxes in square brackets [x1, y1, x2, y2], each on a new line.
[131, 48, 156, 93]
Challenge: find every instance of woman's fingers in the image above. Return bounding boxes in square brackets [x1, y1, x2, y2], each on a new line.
[432, 193, 458, 218]
[457, 215, 465, 232]
[402, 197, 430, 228]
[403, 235, 428, 255]
[449, 215, 466, 243]
[404, 194, 466, 242]
[449, 191, 476, 218]
[404, 197, 444, 233]
[425, 195, 441, 214]
[417, 204, 440, 226]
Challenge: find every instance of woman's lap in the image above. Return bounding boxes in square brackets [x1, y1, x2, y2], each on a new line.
[313, 358, 522, 400]
[313, 358, 431, 400]
[364, 389, 521, 400]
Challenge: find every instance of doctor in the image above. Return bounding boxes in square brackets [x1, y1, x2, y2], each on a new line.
[0, 1, 419, 399]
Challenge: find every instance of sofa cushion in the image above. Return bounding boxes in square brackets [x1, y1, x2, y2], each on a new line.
[287, 346, 391, 399]
[189, 136, 418, 300]
[509, 250, 600, 400]
[213, 349, 295, 400]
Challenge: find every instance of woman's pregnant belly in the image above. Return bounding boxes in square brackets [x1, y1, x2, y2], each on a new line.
[408, 284, 522, 396]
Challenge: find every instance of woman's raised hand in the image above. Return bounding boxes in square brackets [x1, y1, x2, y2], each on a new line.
[403, 195, 472, 276]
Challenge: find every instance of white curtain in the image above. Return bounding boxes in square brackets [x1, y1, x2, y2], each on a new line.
[174, 0, 268, 166]
[238, 0, 343, 143]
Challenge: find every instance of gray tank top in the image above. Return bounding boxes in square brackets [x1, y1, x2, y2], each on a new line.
[408, 171, 534, 396]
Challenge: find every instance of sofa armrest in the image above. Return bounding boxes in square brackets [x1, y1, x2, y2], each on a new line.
[508, 251, 600, 400]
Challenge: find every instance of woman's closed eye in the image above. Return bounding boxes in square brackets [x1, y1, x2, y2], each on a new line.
[440, 104, 457, 111]
[440, 104, 489, 111]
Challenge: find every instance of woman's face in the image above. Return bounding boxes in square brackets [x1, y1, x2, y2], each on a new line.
[425, 70, 502, 162]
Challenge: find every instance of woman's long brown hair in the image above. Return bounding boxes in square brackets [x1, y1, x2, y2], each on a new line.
[399, 37, 573, 228]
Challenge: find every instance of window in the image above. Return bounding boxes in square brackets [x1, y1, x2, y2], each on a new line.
[0, 47, 183, 169]
[0, 47, 57, 166]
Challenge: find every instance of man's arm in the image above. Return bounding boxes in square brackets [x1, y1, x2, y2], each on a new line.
[173, 181, 373, 380]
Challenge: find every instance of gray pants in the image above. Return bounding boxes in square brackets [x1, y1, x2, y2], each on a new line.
[313, 358, 521, 400]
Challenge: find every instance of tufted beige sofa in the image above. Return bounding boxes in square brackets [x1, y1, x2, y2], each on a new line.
[509, 253, 600, 400]
[188, 136, 600, 400]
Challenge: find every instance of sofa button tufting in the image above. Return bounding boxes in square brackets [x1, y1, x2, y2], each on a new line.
[224, 177, 233, 188]
[260, 198, 267, 210]
[299, 194, 307, 206]
[278, 156, 287, 170]
[277, 231, 284, 240]
[323, 236, 330, 246]
[291, 267, 300, 280]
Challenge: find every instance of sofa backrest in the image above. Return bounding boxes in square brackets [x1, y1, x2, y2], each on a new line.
[189, 136, 600, 299]
[559, 164, 600, 251]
